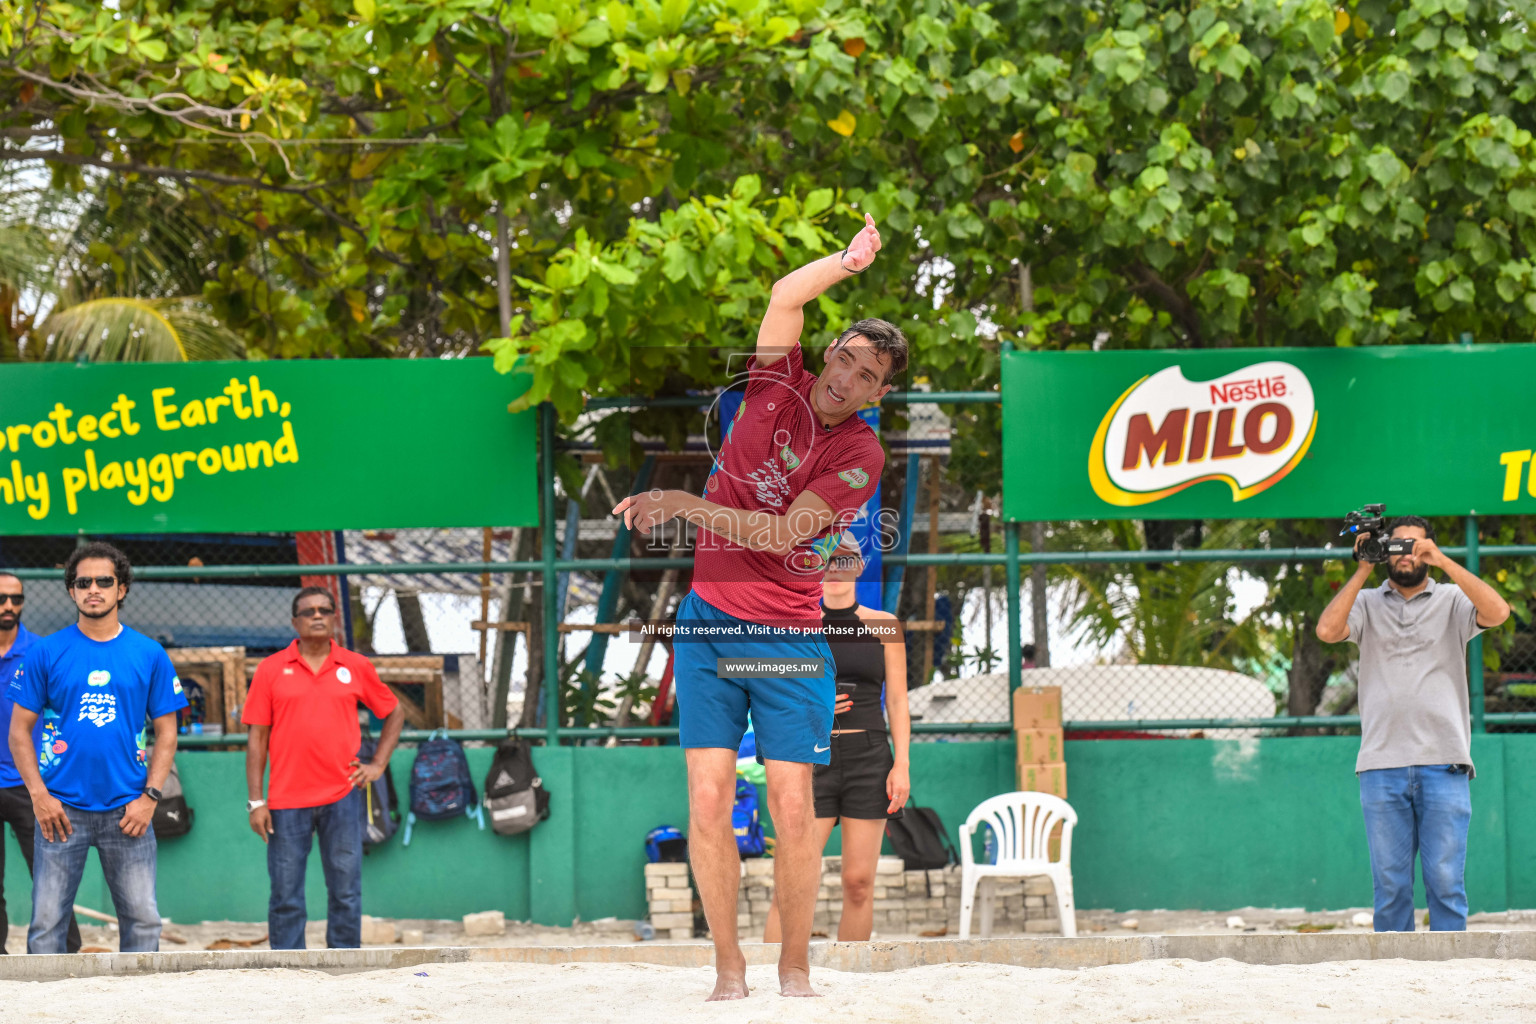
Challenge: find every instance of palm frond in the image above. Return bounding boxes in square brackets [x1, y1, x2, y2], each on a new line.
[37, 297, 245, 362]
[0, 222, 59, 295]
[50, 179, 219, 301]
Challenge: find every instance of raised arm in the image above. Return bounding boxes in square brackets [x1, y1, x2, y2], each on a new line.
[755, 214, 882, 366]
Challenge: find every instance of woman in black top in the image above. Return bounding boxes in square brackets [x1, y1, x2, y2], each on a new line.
[764, 537, 909, 942]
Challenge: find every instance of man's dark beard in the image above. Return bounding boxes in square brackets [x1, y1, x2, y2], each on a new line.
[78, 602, 118, 620]
[1389, 561, 1429, 587]
[0, 612, 16, 630]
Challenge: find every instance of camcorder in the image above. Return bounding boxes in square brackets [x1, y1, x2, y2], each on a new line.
[1340, 504, 1416, 564]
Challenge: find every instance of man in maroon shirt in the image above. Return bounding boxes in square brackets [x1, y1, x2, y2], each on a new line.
[614, 214, 906, 1000]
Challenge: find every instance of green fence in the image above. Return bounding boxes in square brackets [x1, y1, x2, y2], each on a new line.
[7, 391, 1536, 738]
[10, 734, 1536, 926]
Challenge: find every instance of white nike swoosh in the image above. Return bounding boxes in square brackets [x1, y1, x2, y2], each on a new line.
[814, 744, 829, 753]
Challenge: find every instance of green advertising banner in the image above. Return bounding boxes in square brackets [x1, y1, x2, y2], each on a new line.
[1002, 344, 1536, 522]
[0, 358, 537, 534]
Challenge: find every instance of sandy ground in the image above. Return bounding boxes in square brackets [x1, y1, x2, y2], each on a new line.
[12, 906, 1536, 954]
[4, 958, 1536, 1023]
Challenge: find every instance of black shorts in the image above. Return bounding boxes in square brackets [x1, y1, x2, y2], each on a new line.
[813, 731, 901, 821]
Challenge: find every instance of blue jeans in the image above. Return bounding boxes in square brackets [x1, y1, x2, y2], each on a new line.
[267, 789, 363, 950]
[29, 806, 160, 953]
[1359, 765, 1471, 932]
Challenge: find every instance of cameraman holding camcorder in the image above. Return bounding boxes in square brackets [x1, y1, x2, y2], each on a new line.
[1316, 509, 1509, 932]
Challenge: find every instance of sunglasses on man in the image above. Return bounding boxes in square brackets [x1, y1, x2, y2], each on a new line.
[70, 576, 118, 590]
[295, 606, 337, 618]
[0, 594, 23, 606]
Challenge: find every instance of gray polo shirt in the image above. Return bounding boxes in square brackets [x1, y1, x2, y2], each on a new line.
[1347, 576, 1485, 775]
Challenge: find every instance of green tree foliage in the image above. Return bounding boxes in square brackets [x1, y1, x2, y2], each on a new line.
[8, 0, 1536, 694]
[0, 172, 245, 360]
[6, 1, 1535, 395]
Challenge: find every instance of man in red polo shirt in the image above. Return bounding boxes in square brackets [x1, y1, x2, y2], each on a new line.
[243, 586, 403, 949]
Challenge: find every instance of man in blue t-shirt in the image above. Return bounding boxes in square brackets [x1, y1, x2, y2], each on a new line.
[0, 572, 81, 954]
[6, 543, 186, 954]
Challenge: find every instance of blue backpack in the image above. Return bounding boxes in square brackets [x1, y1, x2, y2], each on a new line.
[402, 730, 484, 846]
[732, 778, 765, 858]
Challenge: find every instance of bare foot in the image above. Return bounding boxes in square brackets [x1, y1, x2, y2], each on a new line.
[707, 958, 750, 1002]
[779, 965, 820, 998]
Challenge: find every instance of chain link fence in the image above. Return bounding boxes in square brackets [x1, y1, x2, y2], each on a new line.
[3, 513, 1529, 741]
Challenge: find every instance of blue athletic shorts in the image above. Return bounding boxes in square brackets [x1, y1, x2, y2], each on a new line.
[672, 590, 836, 765]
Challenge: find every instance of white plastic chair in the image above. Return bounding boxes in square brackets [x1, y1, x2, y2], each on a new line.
[958, 792, 1078, 939]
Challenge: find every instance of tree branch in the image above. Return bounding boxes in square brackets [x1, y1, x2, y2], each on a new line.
[6, 66, 259, 133]
[1123, 261, 1207, 347]
[3, 148, 322, 194]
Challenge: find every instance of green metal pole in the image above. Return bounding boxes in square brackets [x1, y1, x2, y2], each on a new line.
[1006, 520, 1022, 703]
[542, 403, 561, 746]
[1001, 338, 1021, 723]
[1467, 514, 1486, 734]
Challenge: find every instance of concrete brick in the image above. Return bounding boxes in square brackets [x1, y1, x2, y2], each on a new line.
[462, 911, 505, 937]
[666, 875, 691, 888]
[745, 859, 774, 877]
[648, 863, 689, 877]
[876, 857, 904, 876]
[360, 916, 397, 944]
[871, 886, 887, 899]
[401, 929, 425, 946]
[737, 913, 752, 928]
[651, 913, 693, 930]
[667, 928, 692, 940]
[1024, 918, 1062, 933]
[667, 899, 694, 913]
[1024, 876, 1054, 896]
[649, 900, 672, 914]
[1026, 896, 1046, 908]
[822, 857, 842, 872]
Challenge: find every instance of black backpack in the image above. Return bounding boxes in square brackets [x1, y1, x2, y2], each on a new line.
[885, 804, 959, 870]
[357, 734, 400, 850]
[484, 738, 550, 836]
[151, 762, 194, 838]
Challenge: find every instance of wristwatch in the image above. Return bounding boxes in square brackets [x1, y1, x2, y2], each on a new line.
[246, 799, 266, 813]
[143, 786, 163, 802]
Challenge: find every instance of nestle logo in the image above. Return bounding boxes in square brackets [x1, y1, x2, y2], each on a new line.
[1089, 361, 1318, 508]
[1208, 376, 1287, 404]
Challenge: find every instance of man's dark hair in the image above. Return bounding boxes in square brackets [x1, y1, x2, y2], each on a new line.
[64, 542, 133, 607]
[1391, 515, 1435, 541]
[292, 585, 337, 617]
[1022, 643, 1037, 661]
[831, 318, 909, 387]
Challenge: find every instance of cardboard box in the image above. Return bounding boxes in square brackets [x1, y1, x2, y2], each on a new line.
[1012, 686, 1063, 730]
[1014, 728, 1063, 765]
[1016, 760, 1067, 799]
